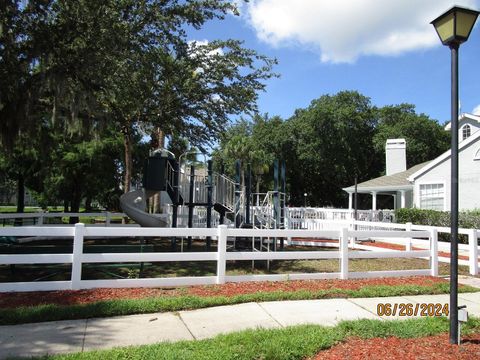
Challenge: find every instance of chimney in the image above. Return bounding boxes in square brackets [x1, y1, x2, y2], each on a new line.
[385, 139, 406, 176]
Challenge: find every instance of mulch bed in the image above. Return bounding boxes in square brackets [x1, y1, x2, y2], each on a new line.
[362, 240, 471, 261]
[0, 276, 446, 309]
[311, 332, 480, 360]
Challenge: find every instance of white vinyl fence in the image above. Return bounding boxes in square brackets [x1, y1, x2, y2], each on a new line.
[0, 224, 437, 292]
[0, 212, 128, 227]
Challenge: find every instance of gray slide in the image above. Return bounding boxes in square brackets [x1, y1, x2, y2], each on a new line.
[120, 189, 168, 227]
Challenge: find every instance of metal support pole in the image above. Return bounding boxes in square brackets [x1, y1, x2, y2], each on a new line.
[245, 163, 251, 225]
[188, 165, 195, 250]
[281, 161, 286, 221]
[219, 163, 225, 225]
[206, 160, 213, 250]
[172, 161, 179, 227]
[280, 160, 286, 249]
[273, 159, 279, 251]
[235, 160, 241, 228]
[449, 43, 459, 345]
[171, 160, 179, 250]
[354, 175, 358, 243]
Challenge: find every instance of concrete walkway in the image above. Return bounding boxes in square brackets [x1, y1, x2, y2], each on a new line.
[1, 289, 480, 358]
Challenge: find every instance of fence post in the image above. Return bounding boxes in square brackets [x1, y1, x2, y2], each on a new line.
[340, 227, 349, 279]
[105, 212, 111, 227]
[71, 223, 85, 289]
[349, 218, 355, 249]
[429, 228, 438, 277]
[468, 229, 478, 276]
[217, 225, 228, 284]
[37, 213, 44, 226]
[405, 222, 412, 251]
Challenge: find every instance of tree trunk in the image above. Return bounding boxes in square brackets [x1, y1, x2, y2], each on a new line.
[85, 196, 92, 212]
[69, 189, 81, 224]
[122, 124, 133, 194]
[16, 174, 25, 213]
[155, 127, 165, 149]
[63, 199, 70, 212]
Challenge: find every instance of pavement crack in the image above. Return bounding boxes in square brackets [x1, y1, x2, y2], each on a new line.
[257, 302, 284, 327]
[345, 298, 382, 319]
[178, 313, 197, 340]
[81, 319, 88, 352]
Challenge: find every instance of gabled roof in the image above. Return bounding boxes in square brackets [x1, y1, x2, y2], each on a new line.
[343, 161, 430, 193]
[444, 113, 480, 130]
[408, 129, 480, 182]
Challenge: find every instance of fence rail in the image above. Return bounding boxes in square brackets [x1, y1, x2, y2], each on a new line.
[0, 224, 439, 292]
[0, 212, 127, 226]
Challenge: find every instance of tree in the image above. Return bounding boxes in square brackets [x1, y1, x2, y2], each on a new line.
[373, 104, 450, 169]
[286, 91, 380, 206]
[1, 1, 276, 211]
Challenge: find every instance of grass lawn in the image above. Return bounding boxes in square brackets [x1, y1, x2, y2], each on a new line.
[0, 280, 477, 326]
[35, 316, 480, 360]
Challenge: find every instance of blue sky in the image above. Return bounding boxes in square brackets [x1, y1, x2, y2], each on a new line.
[191, 0, 480, 124]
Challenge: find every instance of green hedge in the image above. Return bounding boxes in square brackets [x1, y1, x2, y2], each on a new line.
[395, 208, 480, 244]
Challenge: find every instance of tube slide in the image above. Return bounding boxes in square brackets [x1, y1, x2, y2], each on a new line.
[120, 189, 168, 227]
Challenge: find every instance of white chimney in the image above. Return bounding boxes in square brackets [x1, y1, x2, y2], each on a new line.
[385, 139, 406, 176]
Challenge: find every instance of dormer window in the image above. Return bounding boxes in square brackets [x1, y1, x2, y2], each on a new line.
[462, 124, 471, 140]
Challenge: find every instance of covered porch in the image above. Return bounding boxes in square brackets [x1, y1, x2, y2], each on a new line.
[344, 186, 413, 211]
[342, 163, 427, 211]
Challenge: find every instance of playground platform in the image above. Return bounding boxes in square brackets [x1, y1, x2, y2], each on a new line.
[1, 276, 480, 359]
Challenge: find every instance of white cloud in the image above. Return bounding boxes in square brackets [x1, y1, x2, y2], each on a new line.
[473, 104, 480, 115]
[245, 0, 479, 63]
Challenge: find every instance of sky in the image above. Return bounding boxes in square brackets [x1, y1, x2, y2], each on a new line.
[190, 0, 480, 124]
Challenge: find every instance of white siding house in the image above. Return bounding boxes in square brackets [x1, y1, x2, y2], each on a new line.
[408, 126, 480, 211]
[344, 113, 480, 211]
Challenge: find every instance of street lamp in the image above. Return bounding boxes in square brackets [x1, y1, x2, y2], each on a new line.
[431, 5, 479, 345]
[303, 193, 307, 208]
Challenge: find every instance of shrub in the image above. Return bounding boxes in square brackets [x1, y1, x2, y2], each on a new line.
[395, 208, 480, 244]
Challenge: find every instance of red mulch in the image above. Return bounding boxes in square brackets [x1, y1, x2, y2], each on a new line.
[0, 276, 446, 309]
[311, 333, 480, 360]
[362, 240, 471, 261]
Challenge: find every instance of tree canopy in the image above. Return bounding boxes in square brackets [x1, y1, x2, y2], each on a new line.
[0, 0, 276, 210]
[216, 92, 450, 208]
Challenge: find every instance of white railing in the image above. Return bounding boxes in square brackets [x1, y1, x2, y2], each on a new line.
[161, 205, 230, 228]
[286, 207, 395, 224]
[0, 224, 437, 292]
[213, 174, 237, 212]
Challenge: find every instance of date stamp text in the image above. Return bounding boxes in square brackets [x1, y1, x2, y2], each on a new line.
[376, 303, 449, 317]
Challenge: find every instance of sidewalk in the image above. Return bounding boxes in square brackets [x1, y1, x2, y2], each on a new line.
[1, 286, 480, 358]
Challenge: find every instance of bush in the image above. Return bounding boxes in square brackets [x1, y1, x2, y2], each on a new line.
[395, 208, 480, 244]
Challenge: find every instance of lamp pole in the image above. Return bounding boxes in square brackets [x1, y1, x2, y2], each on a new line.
[449, 40, 460, 346]
[431, 6, 479, 345]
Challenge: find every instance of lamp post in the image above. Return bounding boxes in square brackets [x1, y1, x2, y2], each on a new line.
[304, 193, 307, 208]
[431, 6, 479, 345]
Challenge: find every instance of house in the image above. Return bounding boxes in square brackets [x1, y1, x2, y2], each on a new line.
[343, 113, 480, 211]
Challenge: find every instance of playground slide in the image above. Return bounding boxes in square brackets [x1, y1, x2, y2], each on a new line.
[120, 189, 168, 227]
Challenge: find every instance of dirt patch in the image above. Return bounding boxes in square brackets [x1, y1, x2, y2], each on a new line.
[311, 333, 480, 360]
[0, 276, 446, 309]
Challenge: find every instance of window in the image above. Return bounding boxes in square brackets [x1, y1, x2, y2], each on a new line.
[419, 183, 444, 210]
[462, 124, 471, 140]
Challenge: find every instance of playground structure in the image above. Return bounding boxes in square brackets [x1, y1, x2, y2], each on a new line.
[120, 149, 287, 234]
[2, 151, 478, 290]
